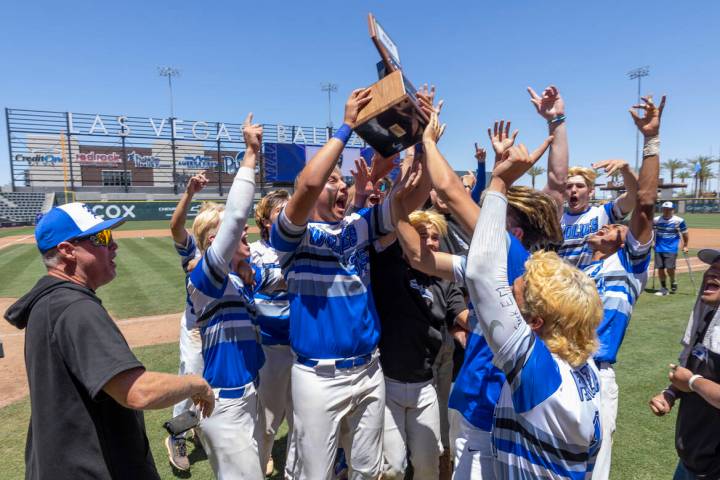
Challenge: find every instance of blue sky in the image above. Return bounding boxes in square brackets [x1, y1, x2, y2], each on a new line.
[1, 0, 719, 192]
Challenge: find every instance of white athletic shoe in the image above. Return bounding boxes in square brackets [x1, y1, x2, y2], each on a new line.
[655, 288, 669, 296]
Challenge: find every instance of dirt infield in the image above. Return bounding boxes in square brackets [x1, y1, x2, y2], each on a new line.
[0, 299, 182, 408]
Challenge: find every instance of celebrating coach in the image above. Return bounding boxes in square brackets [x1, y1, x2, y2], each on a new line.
[5, 203, 214, 480]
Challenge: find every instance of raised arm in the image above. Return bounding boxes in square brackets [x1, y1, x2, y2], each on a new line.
[391, 160, 456, 281]
[170, 171, 208, 244]
[465, 144, 540, 353]
[592, 159, 638, 218]
[528, 85, 567, 215]
[629, 95, 666, 244]
[470, 143, 486, 203]
[422, 111, 481, 234]
[209, 113, 261, 272]
[284, 88, 372, 225]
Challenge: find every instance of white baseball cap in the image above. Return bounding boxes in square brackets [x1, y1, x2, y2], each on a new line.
[34, 202, 126, 253]
[698, 249, 720, 265]
[661, 201, 674, 209]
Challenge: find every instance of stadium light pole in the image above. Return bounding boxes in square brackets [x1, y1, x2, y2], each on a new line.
[321, 82, 338, 129]
[627, 66, 649, 171]
[158, 66, 181, 118]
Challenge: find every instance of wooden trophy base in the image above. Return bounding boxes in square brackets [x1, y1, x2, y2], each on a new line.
[352, 70, 428, 157]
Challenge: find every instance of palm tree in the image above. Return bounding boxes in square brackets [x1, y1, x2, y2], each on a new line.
[676, 170, 691, 196]
[661, 158, 684, 184]
[686, 156, 716, 196]
[527, 166, 546, 189]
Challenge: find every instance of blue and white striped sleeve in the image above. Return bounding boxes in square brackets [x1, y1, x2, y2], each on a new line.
[679, 219, 688, 233]
[605, 201, 623, 224]
[619, 229, 652, 274]
[270, 209, 307, 259]
[174, 234, 198, 273]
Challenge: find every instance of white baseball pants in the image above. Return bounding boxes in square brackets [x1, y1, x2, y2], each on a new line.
[433, 328, 455, 451]
[197, 382, 265, 480]
[172, 313, 204, 419]
[289, 356, 385, 480]
[257, 343, 294, 475]
[592, 364, 618, 480]
[449, 408, 495, 479]
[382, 377, 442, 480]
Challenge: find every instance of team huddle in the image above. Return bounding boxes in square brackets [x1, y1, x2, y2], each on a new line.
[19, 79, 718, 480]
[151, 83, 675, 480]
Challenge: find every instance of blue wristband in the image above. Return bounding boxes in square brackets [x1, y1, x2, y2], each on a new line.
[548, 114, 566, 125]
[414, 143, 424, 155]
[333, 124, 352, 144]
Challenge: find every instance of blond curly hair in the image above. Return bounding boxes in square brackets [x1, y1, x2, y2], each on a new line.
[521, 250, 602, 367]
[506, 186, 563, 251]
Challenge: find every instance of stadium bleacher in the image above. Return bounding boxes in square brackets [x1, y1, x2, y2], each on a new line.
[0, 192, 53, 226]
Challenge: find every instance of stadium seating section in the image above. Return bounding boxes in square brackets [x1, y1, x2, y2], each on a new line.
[0, 192, 52, 225]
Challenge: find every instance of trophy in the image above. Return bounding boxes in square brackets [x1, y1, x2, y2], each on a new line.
[351, 13, 429, 157]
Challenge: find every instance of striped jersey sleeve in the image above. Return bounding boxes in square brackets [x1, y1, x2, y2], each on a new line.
[585, 230, 651, 364]
[174, 234, 198, 273]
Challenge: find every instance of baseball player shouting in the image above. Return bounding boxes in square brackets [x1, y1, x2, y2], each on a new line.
[271, 88, 431, 479]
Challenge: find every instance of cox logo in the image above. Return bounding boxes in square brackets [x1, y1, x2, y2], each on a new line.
[91, 204, 136, 219]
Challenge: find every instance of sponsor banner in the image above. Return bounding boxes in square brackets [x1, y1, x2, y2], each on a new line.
[85, 201, 205, 221]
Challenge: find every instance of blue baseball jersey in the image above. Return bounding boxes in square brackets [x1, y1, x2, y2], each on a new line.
[174, 234, 200, 329]
[187, 247, 279, 390]
[653, 215, 687, 253]
[271, 200, 393, 359]
[492, 328, 601, 479]
[249, 239, 290, 345]
[583, 231, 651, 364]
[560, 202, 621, 269]
[449, 233, 529, 431]
[174, 234, 199, 274]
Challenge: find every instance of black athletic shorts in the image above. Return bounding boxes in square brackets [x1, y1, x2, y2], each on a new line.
[655, 252, 677, 269]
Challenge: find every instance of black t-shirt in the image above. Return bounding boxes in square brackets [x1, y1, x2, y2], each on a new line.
[676, 309, 720, 477]
[371, 241, 466, 382]
[6, 276, 159, 480]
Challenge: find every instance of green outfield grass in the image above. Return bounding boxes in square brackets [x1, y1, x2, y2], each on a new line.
[679, 212, 720, 229]
[0, 233, 260, 319]
[0, 269, 707, 479]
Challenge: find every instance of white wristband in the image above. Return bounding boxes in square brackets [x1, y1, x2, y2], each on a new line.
[689, 374, 704, 392]
[643, 135, 660, 157]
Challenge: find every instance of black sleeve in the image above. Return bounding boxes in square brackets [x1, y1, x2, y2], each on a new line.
[53, 300, 144, 400]
[444, 282, 468, 325]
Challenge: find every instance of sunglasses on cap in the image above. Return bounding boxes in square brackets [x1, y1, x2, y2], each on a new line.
[75, 229, 114, 248]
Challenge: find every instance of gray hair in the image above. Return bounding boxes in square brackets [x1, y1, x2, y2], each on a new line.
[41, 248, 62, 269]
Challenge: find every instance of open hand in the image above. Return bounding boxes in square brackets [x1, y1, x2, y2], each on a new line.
[344, 88, 373, 126]
[186, 171, 209, 195]
[416, 84, 440, 119]
[629, 95, 666, 137]
[527, 85, 565, 121]
[242, 113, 263, 152]
[369, 152, 399, 183]
[492, 136, 553, 187]
[393, 158, 423, 206]
[351, 157, 374, 197]
[592, 159, 630, 177]
[423, 110, 446, 145]
[487, 120, 518, 159]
